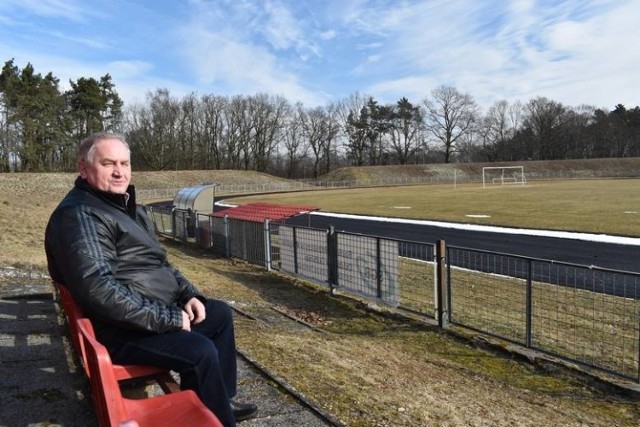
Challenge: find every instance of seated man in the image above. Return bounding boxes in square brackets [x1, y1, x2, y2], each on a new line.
[45, 132, 256, 426]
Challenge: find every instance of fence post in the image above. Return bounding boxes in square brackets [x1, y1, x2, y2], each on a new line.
[436, 239, 449, 328]
[526, 259, 533, 348]
[209, 215, 214, 250]
[224, 214, 230, 258]
[264, 219, 271, 271]
[241, 221, 247, 260]
[327, 225, 338, 295]
[171, 207, 176, 239]
[194, 211, 200, 246]
[376, 237, 382, 299]
[292, 227, 299, 274]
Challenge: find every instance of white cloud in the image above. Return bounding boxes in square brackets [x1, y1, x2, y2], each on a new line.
[319, 30, 336, 41]
[263, 0, 302, 50]
[108, 61, 154, 79]
[336, 0, 639, 110]
[0, 0, 91, 21]
[367, 75, 439, 105]
[497, 0, 640, 109]
[176, 6, 326, 106]
[45, 30, 110, 50]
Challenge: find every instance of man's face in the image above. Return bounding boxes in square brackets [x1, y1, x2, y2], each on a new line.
[79, 138, 131, 194]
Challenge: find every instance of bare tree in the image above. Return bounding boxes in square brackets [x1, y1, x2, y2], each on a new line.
[388, 97, 423, 164]
[298, 104, 339, 178]
[282, 103, 305, 178]
[423, 85, 479, 163]
[323, 102, 341, 173]
[126, 88, 180, 170]
[200, 94, 227, 169]
[177, 93, 199, 170]
[564, 104, 596, 159]
[335, 92, 370, 166]
[522, 96, 568, 160]
[221, 95, 251, 169]
[480, 100, 524, 161]
[246, 93, 290, 172]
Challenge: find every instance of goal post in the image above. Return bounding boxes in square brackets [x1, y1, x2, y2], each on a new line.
[482, 166, 526, 188]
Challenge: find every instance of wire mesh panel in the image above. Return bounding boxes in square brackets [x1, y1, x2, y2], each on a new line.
[531, 261, 640, 381]
[211, 216, 227, 256]
[397, 241, 437, 317]
[226, 219, 265, 265]
[172, 209, 191, 241]
[267, 222, 281, 271]
[447, 247, 529, 343]
[275, 225, 329, 285]
[195, 213, 213, 249]
[147, 206, 174, 237]
[336, 233, 399, 306]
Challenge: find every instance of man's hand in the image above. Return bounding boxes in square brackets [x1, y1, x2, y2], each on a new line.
[183, 297, 206, 326]
[181, 310, 192, 331]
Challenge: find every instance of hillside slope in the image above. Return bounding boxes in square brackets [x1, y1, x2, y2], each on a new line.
[319, 158, 640, 182]
[0, 170, 288, 269]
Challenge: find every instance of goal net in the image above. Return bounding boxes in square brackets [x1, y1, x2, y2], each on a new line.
[482, 166, 526, 188]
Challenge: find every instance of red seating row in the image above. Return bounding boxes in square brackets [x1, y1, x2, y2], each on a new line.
[54, 282, 222, 427]
[212, 202, 319, 223]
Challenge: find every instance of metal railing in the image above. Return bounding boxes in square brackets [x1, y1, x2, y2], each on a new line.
[146, 205, 640, 383]
[446, 246, 640, 381]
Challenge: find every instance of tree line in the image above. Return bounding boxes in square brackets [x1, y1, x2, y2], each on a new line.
[1, 59, 639, 177]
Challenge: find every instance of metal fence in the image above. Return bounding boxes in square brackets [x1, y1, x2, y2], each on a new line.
[446, 246, 640, 381]
[146, 206, 640, 383]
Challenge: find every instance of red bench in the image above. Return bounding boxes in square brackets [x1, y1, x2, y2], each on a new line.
[76, 317, 222, 427]
[54, 282, 179, 394]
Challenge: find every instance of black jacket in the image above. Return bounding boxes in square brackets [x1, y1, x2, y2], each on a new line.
[45, 177, 203, 334]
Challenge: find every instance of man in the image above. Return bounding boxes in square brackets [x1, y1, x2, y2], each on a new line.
[45, 132, 256, 426]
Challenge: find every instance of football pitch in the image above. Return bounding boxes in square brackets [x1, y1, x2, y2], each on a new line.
[236, 178, 640, 237]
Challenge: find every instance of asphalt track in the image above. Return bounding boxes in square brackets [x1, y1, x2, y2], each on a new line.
[284, 212, 640, 274]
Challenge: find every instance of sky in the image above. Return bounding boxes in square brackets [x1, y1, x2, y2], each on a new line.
[0, 0, 638, 112]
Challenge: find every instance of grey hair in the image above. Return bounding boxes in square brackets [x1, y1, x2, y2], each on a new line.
[77, 132, 130, 165]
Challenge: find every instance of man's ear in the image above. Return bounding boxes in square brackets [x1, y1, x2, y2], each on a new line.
[79, 160, 88, 178]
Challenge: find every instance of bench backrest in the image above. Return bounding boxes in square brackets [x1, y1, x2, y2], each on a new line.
[54, 281, 180, 394]
[54, 282, 91, 376]
[77, 317, 129, 426]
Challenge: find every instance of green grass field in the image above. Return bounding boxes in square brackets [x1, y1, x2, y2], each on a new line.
[234, 178, 640, 237]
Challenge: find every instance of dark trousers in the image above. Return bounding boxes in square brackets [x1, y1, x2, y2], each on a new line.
[97, 299, 238, 427]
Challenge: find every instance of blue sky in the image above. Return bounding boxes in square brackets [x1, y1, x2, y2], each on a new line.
[0, 0, 638, 111]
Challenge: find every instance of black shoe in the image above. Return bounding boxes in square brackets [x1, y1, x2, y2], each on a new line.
[230, 400, 258, 422]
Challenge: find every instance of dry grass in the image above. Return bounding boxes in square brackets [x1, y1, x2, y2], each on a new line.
[0, 170, 285, 269]
[2, 169, 640, 426]
[167, 244, 640, 427]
